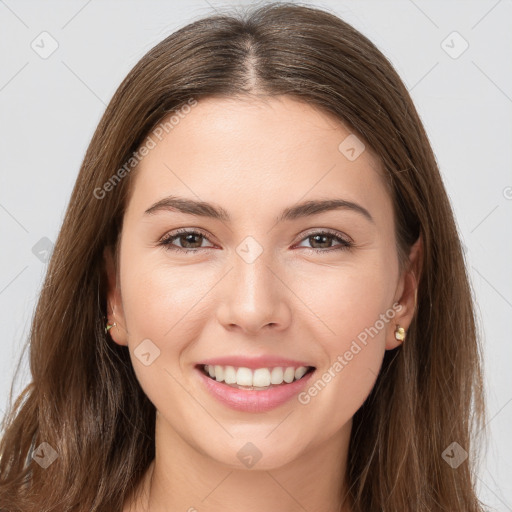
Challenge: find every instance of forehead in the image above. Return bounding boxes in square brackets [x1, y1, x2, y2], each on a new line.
[126, 95, 392, 223]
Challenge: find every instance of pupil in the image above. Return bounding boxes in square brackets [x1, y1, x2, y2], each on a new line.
[182, 234, 201, 248]
[312, 234, 330, 248]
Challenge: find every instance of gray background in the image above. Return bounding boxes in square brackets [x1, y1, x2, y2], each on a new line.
[1, 0, 511, 508]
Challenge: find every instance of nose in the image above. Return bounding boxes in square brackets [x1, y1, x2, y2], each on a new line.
[216, 251, 292, 335]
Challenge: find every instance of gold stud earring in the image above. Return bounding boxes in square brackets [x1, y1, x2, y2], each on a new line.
[105, 321, 117, 334]
[105, 302, 117, 335]
[394, 325, 406, 342]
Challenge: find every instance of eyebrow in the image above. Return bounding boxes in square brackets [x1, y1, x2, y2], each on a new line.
[144, 195, 374, 224]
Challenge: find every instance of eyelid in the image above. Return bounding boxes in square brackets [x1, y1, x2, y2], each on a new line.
[158, 227, 214, 249]
[295, 227, 353, 245]
[159, 227, 351, 242]
[158, 227, 353, 252]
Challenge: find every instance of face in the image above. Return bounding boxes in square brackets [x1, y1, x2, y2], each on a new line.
[105, 95, 420, 470]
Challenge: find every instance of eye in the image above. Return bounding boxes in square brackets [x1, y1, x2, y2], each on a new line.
[158, 228, 353, 254]
[295, 230, 353, 253]
[158, 228, 213, 254]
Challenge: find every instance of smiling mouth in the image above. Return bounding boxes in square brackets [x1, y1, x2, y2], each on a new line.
[196, 364, 316, 390]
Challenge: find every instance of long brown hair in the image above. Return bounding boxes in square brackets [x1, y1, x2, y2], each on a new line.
[0, 3, 487, 510]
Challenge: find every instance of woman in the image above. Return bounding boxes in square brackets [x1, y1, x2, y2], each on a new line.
[0, 2, 487, 511]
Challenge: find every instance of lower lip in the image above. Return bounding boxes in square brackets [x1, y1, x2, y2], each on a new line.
[195, 366, 315, 413]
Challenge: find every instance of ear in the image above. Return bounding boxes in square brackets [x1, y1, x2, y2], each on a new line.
[386, 234, 423, 350]
[103, 245, 128, 347]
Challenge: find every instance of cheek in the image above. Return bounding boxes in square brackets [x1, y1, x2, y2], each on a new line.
[118, 251, 223, 396]
[119, 242, 211, 337]
[118, 256, 207, 404]
[295, 271, 389, 436]
[292, 255, 393, 342]
[291, 257, 392, 403]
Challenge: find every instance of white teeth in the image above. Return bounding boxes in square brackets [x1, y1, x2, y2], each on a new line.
[283, 367, 295, 383]
[294, 366, 308, 380]
[203, 364, 312, 387]
[214, 365, 224, 382]
[270, 367, 284, 384]
[237, 367, 254, 386]
[253, 368, 271, 387]
[224, 366, 237, 384]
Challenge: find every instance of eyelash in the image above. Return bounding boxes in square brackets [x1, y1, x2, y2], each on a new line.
[158, 228, 353, 255]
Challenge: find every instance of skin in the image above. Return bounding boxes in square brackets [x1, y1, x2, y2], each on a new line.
[104, 95, 422, 512]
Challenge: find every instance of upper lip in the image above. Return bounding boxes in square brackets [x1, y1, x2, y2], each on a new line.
[196, 355, 315, 370]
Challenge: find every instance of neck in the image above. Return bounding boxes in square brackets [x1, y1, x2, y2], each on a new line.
[125, 415, 354, 512]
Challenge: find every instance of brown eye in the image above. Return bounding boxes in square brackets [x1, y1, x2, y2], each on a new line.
[308, 233, 333, 249]
[296, 231, 353, 253]
[175, 232, 204, 249]
[159, 229, 212, 253]
[158, 228, 353, 255]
